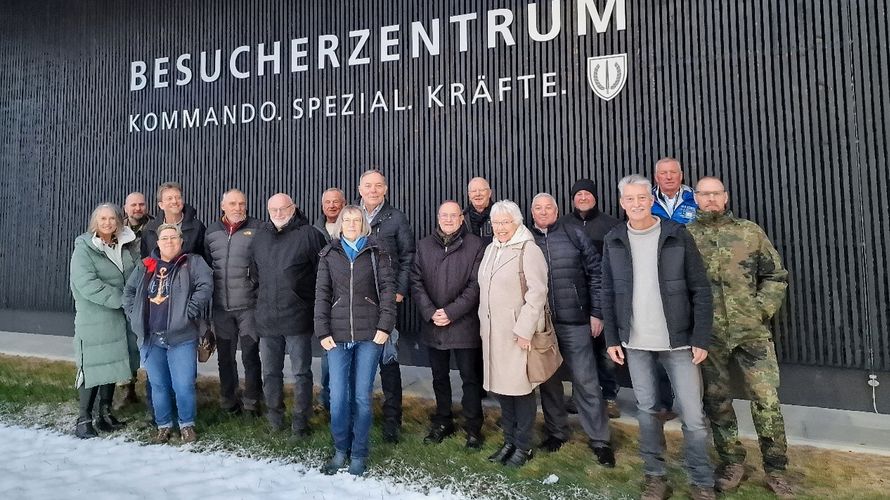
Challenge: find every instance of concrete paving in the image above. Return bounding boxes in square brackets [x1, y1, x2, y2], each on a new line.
[1, 330, 888, 456]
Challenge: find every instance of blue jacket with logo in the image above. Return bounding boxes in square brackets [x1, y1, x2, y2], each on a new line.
[652, 185, 698, 225]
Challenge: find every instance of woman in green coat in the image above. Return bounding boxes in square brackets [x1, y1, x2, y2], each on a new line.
[69, 203, 140, 438]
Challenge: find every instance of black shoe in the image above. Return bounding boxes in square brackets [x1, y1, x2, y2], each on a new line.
[590, 443, 616, 468]
[505, 448, 533, 467]
[465, 432, 484, 450]
[538, 435, 567, 452]
[487, 443, 516, 463]
[75, 419, 98, 439]
[565, 396, 578, 414]
[222, 404, 243, 416]
[382, 421, 401, 444]
[289, 426, 311, 442]
[95, 413, 126, 432]
[424, 424, 456, 444]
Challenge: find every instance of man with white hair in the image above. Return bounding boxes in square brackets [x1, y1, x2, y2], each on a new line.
[529, 193, 615, 467]
[602, 175, 715, 500]
[463, 177, 494, 244]
[252, 193, 327, 437]
[652, 157, 698, 224]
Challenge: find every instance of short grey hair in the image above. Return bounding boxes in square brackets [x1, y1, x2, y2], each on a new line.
[156, 223, 183, 238]
[220, 188, 245, 203]
[654, 157, 682, 173]
[156, 181, 182, 201]
[490, 200, 524, 225]
[321, 187, 346, 202]
[335, 205, 372, 239]
[359, 169, 387, 186]
[617, 175, 653, 196]
[87, 203, 124, 234]
[531, 193, 557, 206]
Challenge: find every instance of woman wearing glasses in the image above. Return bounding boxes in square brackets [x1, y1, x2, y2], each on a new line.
[70, 203, 141, 438]
[123, 223, 213, 444]
[315, 205, 397, 477]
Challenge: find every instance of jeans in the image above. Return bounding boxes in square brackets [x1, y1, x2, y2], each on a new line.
[320, 350, 330, 411]
[328, 340, 384, 459]
[592, 334, 619, 400]
[260, 335, 314, 430]
[141, 340, 198, 429]
[540, 323, 611, 444]
[626, 348, 714, 487]
[428, 347, 484, 434]
[494, 392, 537, 451]
[214, 309, 263, 411]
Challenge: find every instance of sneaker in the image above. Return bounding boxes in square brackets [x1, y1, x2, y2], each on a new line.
[765, 472, 794, 498]
[538, 435, 566, 452]
[690, 485, 716, 500]
[715, 463, 746, 492]
[75, 419, 98, 439]
[655, 409, 678, 422]
[606, 399, 621, 419]
[465, 432, 484, 450]
[504, 448, 533, 467]
[180, 426, 197, 443]
[487, 443, 516, 464]
[641, 475, 672, 500]
[321, 450, 349, 475]
[423, 424, 456, 444]
[348, 457, 367, 476]
[152, 428, 172, 444]
[589, 443, 616, 468]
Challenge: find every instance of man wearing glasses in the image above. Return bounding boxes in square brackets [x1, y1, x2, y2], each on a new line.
[687, 177, 792, 497]
[252, 193, 327, 438]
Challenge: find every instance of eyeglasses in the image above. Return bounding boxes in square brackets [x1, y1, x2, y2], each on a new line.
[438, 213, 462, 220]
[621, 195, 652, 203]
[695, 190, 725, 198]
[491, 220, 514, 226]
[268, 204, 294, 215]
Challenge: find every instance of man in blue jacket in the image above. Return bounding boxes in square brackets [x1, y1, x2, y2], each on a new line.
[652, 157, 698, 224]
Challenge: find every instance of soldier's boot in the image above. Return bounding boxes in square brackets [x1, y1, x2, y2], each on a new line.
[715, 463, 746, 491]
[765, 472, 794, 498]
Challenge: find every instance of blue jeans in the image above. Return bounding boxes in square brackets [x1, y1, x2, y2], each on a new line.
[327, 341, 383, 460]
[141, 340, 197, 429]
[626, 348, 714, 488]
[320, 350, 330, 411]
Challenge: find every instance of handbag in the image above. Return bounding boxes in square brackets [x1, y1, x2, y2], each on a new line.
[197, 327, 216, 363]
[518, 242, 563, 384]
[371, 250, 399, 365]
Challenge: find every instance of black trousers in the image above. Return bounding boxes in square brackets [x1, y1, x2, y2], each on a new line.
[213, 309, 263, 411]
[379, 361, 402, 426]
[494, 392, 537, 451]
[427, 346, 484, 434]
[78, 383, 114, 420]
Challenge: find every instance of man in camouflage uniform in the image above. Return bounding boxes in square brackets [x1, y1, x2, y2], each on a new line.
[687, 177, 792, 498]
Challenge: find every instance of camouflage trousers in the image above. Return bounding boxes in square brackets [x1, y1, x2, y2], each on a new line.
[701, 338, 788, 473]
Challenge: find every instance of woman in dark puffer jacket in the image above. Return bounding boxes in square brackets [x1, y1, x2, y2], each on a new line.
[315, 205, 397, 476]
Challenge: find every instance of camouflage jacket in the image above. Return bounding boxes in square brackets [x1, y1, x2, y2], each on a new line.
[687, 210, 788, 346]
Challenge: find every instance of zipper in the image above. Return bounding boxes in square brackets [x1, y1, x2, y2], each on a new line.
[544, 234, 555, 319]
[224, 232, 232, 310]
[349, 259, 355, 342]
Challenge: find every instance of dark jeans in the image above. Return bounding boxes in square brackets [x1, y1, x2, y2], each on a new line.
[427, 346, 484, 434]
[592, 334, 619, 400]
[320, 350, 330, 411]
[260, 335, 313, 431]
[328, 341, 384, 459]
[494, 392, 537, 451]
[540, 323, 611, 445]
[379, 360, 402, 426]
[213, 309, 263, 411]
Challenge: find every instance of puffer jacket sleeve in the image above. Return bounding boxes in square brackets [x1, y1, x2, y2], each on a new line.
[394, 212, 416, 297]
[681, 227, 714, 349]
[513, 243, 548, 340]
[375, 249, 398, 333]
[442, 241, 484, 322]
[70, 241, 123, 310]
[186, 256, 214, 320]
[575, 227, 603, 319]
[123, 262, 145, 321]
[601, 240, 620, 348]
[314, 248, 334, 340]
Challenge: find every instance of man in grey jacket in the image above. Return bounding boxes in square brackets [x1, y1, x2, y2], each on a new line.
[204, 189, 263, 415]
[602, 175, 715, 500]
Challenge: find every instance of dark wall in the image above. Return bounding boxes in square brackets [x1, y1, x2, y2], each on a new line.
[0, 1, 888, 381]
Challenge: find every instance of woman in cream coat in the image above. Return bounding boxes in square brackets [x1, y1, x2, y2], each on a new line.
[477, 200, 549, 468]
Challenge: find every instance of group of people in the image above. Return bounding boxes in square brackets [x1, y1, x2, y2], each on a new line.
[68, 158, 793, 499]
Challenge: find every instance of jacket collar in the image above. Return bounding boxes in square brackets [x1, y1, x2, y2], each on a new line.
[571, 206, 601, 222]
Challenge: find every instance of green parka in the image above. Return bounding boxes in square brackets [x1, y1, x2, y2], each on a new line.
[69, 227, 140, 388]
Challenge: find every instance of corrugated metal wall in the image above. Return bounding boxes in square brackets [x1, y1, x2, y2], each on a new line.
[0, 0, 887, 371]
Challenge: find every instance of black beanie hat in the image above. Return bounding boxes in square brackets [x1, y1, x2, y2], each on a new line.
[570, 179, 598, 198]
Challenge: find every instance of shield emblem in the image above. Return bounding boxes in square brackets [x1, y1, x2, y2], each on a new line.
[587, 54, 628, 101]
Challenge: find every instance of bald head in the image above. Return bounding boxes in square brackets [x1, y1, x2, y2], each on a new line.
[467, 177, 492, 212]
[124, 192, 147, 221]
[694, 176, 729, 213]
[267, 193, 296, 229]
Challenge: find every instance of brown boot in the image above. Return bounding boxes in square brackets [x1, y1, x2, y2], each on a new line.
[715, 463, 746, 491]
[690, 485, 716, 500]
[606, 399, 621, 419]
[114, 381, 139, 410]
[180, 426, 198, 444]
[641, 475, 672, 500]
[152, 428, 172, 444]
[765, 472, 794, 498]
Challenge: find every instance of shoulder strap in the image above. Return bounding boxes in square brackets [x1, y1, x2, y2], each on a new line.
[370, 249, 380, 296]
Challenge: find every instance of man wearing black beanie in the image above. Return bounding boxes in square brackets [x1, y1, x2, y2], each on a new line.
[560, 178, 622, 418]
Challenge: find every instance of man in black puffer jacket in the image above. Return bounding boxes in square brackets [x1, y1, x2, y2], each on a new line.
[141, 182, 206, 260]
[530, 193, 615, 468]
[411, 201, 486, 449]
[356, 169, 416, 443]
[253, 193, 327, 436]
[203, 189, 263, 415]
